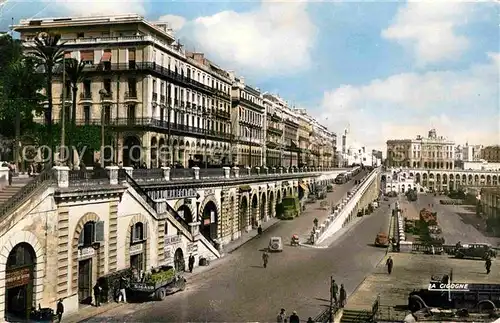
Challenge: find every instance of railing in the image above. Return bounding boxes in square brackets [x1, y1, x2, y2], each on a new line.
[199, 168, 224, 178]
[314, 306, 340, 323]
[0, 166, 56, 219]
[68, 169, 109, 187]
[80, 92, 92, 100]
[124, 91, 137, 99]
[171, 168, 195, 179]
[132, 168, 163, 180]
[119, 169, 157, 211]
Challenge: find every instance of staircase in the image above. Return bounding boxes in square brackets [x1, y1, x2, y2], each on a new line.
[0, 177, 32, 205]
[340, 308, 373, 323]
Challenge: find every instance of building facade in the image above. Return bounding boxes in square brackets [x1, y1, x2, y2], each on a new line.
[386, 129, 455, 169]
[481, 146, 500, 163]
[263, 94, 284, 167]
[481, 188, 500, 236]
[282, 108, 300, 167]
[230, 76, 265, 167]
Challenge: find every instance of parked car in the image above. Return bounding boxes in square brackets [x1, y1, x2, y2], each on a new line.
[268, 237, 283, 252]
[455, 243, 497, 260]
[374, 232, 389, 248]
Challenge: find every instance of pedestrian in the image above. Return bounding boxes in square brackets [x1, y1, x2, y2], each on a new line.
[188, 254, 195, 273]
[486, 257, 492, 274]
[289, 311, 299, 323]
[7, 162, 13, 186]
[386, 256, 394, 275]
[307, 317, 314, 323]
[93, 282, 102, 307]
[262, 251, 269, 268]
[257, 225, 263, 236]
[118, 277, 127, 303]
[56, 298, 64, 322]
[277, 308, 287, 323]
[331, 279, 338, 305]
[339, 284, 347, 308]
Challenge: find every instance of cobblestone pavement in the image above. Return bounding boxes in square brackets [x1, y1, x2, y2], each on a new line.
[80, 171, 391, 322]
[413, 194, 500, 246]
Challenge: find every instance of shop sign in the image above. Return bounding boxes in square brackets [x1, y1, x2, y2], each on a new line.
[6, 267, 31, 289]
[77, 247, 95, 260]
[164, 188, 197, 200]
[164, 235, 182, 246]
[130, 243, 143, 255]
[204, 189, 214, 196]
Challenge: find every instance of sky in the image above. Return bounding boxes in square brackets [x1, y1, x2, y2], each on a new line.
[1, 0, 499, 153]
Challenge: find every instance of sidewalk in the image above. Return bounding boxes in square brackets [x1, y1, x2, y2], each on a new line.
[62, 217, 281, 323]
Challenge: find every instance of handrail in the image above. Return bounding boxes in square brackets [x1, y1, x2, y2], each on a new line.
[119, 169, 191, 232]
[0, 166, 56, 219]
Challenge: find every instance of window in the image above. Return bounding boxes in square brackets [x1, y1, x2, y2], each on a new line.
[103, 78, 111, 93]
[103, 105, 111, 124]
[83, 79, 91, 96]
[130, 253, 144, 271]
[78, 221, 104, 247]
[131, 222, 147, 243]
[127, 78, 136, 96]
[83, 106, 90, 124]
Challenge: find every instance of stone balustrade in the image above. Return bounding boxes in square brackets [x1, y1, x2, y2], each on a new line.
[0, 166, 8, 190]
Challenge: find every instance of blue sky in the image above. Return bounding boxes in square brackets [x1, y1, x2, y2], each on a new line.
[1, 0, 499, 151]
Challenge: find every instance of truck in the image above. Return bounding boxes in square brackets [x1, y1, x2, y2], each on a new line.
[127, 265, 186, 301]
[409, 281, 500, 315]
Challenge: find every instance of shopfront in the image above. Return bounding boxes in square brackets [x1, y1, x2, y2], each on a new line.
[5, 243, 36, 320]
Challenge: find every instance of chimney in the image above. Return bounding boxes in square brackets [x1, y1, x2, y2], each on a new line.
[240, 77, 245, 85]
[228, 70, 235, 81]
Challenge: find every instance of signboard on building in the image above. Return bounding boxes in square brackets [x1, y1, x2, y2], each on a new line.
[6, 267, 31, 289]
[164, 248, 172, 260]
[77, 247, 95, 260]
[164, 188, 197, 200]
[164, 235, 182, 246]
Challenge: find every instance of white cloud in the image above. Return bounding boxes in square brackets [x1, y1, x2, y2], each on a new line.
[317, 52, 500, 153]
[381, 0, 473, 66]
[158, 14, 186, 32]
[177, 1, 317, 78]
[41, 0, 146, 16]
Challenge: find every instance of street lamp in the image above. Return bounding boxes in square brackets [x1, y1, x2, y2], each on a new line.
[99, 89, 108, 164]
[60, 55, 67, 164]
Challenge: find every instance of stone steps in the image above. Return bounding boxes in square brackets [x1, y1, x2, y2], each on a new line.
[0, 177, 32, 206]
[340, 309, 373, 323]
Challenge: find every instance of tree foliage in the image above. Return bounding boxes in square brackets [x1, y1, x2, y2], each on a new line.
[0, 35, 45, 137]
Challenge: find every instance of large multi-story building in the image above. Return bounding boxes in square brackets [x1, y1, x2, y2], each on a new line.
[481, 188, 500, 236]
[481, 146, 500, 163]
[386, 129, 455, 169]
[14, 14, 337, 169]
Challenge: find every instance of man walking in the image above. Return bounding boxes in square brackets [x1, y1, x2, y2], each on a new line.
[289, 311, 300, 323]
[277, 308, 287, 323]
[339, 284, 347, 308]
[486, 257, 492, 274]
[118, 276, 127, 303]
[188, 254, 195, 273]
[386, 256, 394, 275]
[262, 251, 269, 268]
[93, 282, 102, 307]
[331, 279, 339, 305]
[56, 299, 64, 322]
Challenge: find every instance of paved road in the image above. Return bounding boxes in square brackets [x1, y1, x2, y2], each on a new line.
[409, 194, 499, 246]
[85, 171, 390, 322]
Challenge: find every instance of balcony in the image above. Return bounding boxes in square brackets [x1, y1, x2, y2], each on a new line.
[152, 92, 158, 101]
[215, 90, 230, 100]
[233, 96, 264, 110]
[53, 61, 214, 95]
[160, 95, 166, 103]
[174, 99, 179, 107]
[73, 117, 235, 141]
[124, 91, 138, 100]
[100, 90, 113, 100]
[267, 126, 283, 135]
[80, 92, 92, 100]
[215, 109, 230, 119]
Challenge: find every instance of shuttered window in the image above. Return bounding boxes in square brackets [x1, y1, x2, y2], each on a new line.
[101, 50, 111, 62]
[80, 50, 94, 63]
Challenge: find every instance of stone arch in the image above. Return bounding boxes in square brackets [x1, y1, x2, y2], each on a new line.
[198, 194, 220, 221]
[239, 194, 249, 231]
[71, 212, 101, 295]
[268, 190, 275, 218]
[260, 192, 267, 221]
[200, 200, 219, 240]
[251, 193, 259, 227]
[123, 135, 142, 167]
[276, 189, 282, 204]
[173, 199, 195, 223]
[0, 231, 45, 317]
[173, 247, 185, 272]
[124, 213, 152, 271]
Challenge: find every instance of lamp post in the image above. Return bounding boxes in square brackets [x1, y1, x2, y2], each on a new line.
[98, 89, 108, 164]
[60, 55, 66, 164]
[167, 83, 172, 166]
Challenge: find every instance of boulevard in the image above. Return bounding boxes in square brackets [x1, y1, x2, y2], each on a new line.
[82, 171, 389, 322]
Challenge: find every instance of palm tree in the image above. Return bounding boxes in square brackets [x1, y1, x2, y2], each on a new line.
[31, 32, 64, 164]
[64, 58, 87, 163]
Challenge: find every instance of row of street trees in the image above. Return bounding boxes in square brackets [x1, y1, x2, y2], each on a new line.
[0, 32, 102, 170]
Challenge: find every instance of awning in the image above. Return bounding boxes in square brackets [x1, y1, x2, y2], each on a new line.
[101, 50, 112, 62]
[239, 185, 251, 192]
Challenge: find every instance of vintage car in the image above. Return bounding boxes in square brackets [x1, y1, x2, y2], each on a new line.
[374, 232, 389, 248]
[269, 237, 283, 252]
[455, 243, 497, 260]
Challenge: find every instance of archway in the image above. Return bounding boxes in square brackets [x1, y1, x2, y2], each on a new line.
[177, 204, 193, 223]
[173, 248, 185, 272]
[239, 196, 248, 231]
[268, 192, 275, 218]
[5, 243, 36, 320]
[150, 137, 158, 168]
[200, 201, 218, 240]
[260, 193, 267, 221]
[251, 194, 258, 227]
[298, 185, 305, 200]
[123, 136, 142, 167]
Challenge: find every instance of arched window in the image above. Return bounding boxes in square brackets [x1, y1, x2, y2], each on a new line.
[78, 221, 104, 247]
[131, 222, 147, 244]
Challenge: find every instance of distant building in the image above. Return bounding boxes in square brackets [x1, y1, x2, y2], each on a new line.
[386, 129, 455, 169]
[481, 188, 500, 235]
[481, 145, 500, 163]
